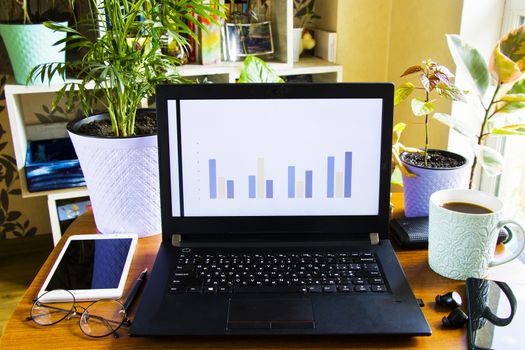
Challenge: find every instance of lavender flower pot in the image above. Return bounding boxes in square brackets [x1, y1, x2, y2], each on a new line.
[401, 150, 468, 217]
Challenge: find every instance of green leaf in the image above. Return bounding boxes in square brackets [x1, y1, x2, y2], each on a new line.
[498, 25, 525, 65]
[508, 78, 525, 93]
[238, 55, 284, 83]
[499, 93, 525, 102]
[435, 82, 467, 102]
[446, 34, 490, 97]
[411, 97, 434, 116]
[433, 113, 475, 138]
[394, 83, 415, 105]
[393, 122, 407, 134]
[390, 166, 404, 187]
[496, 102, 525, 114]
[490, 43, 522, 83]
[492, 125, 525, 135]
[473, 144, 504, 176]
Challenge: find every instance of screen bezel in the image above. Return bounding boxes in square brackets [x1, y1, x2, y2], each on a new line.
[38, 234, 138, 302]
[156, 83, 393, 240]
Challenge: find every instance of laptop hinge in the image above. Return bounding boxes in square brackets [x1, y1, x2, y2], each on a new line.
[370, 233, 380, 245]
[172, 234, 182, 247]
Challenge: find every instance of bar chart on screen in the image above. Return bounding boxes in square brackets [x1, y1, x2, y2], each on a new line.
[207, 152, 353, 200]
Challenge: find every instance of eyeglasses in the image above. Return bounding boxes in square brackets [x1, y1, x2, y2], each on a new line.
[26, 289, 131, 338]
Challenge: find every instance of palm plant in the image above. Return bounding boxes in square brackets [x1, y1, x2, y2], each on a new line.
[31, 0, 223, 137]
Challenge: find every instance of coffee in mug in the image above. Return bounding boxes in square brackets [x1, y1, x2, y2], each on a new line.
[440, 202, 493, 214]
[428, 189, 525, 280]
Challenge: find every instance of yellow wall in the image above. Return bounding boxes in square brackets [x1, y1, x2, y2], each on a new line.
[336, 0, 393, 82]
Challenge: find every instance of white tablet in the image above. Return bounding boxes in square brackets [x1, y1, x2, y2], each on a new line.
[38, 234, 138, 302]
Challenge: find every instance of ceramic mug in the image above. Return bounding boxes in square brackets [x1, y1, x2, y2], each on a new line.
[428, 189, 525, 280]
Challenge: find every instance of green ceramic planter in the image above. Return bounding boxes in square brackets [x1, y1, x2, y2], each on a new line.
[0, 22, 67, 85]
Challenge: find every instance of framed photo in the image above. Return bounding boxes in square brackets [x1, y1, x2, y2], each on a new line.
[224, 21, 274, 61]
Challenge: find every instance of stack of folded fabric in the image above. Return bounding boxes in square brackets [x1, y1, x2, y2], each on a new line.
[25, 138, 86, 192]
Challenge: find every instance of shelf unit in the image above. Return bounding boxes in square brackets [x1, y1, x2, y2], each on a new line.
[3, 0, 342, 243]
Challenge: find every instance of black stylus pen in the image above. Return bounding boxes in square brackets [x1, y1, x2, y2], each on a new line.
[123, 268, 147, 312]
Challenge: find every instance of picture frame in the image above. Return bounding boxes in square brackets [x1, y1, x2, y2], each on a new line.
[224, 21, 274, 61]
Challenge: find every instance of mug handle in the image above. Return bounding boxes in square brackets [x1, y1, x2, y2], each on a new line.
[489, 219, 525, 267]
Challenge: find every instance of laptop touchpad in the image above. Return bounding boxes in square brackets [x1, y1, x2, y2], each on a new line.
[227, 298, 314, 330]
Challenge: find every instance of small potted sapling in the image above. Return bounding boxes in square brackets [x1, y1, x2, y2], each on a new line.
[394, 59, 468, 217]
[434, 26, 525, 189]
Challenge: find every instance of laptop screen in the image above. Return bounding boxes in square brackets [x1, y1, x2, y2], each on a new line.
[168, 98, 382, 217]
[157, 83, 393, 236]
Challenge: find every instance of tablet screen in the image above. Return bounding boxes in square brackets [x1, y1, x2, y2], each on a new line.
[46, 238, 133, 290]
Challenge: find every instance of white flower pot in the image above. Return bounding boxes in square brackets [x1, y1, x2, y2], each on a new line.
[67, 112, 161, 237]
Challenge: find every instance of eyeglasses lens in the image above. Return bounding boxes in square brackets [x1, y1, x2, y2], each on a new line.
[79, 300, 126, 337]
[31, 290, 75, 326]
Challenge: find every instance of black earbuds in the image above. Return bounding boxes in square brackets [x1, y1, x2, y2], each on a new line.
[436, 291, 468, 328]
[436, 291, 463, 309]
[442, 308, 468, 328]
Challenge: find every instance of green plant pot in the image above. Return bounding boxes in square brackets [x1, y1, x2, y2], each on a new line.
[0, 22, 67, 85]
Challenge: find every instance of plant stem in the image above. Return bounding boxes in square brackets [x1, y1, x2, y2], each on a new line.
[469, 83, 501, 189]
[424, 90, 429, 167]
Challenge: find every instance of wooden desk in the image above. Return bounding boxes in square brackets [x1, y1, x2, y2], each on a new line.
[2, 193, 524, 349]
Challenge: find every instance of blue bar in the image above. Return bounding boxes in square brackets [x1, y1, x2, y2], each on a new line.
[266, 180, 273, 198]
[344, 152, 352, 198]
[305, 170, 313, 198]
[327, 156, 335, 198]
[227, 180, 234, 199]
[209, 159, 217, 199]
[248, 175, 256, 198]
[288, 166, 295, 198]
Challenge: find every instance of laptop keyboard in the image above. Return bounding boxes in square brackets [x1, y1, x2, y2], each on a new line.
[169, 251, 388, 294]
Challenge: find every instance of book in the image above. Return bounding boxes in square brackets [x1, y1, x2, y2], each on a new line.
[313, 29, 337, 63]
[197, 15, 222, 65]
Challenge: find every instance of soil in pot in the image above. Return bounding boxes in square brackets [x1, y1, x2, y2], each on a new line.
[402, 150, 465, 169]
[77, 113, 157, 137]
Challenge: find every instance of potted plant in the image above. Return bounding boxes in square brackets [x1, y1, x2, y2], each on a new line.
[394, 59, 468, 217]
[434, 26, 525, 189]
[0, 0, 73, 85]
[31, 0, 223, 236]
[292, 0, 319, 62]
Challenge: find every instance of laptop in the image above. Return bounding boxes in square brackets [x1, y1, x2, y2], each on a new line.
[130, 83, 431, 336]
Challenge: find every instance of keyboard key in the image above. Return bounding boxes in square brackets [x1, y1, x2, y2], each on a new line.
[203, 286, 217, 293]
[337, 285, 352, 293]
[354, 285, 370, 292]
[234, 286, 307, 294]
[369, 278, 384, 284]
[322, 285, 337, 293]
[187, 286, 202, 293]
[307, 285, 322, 293]
[371, 285, 388, 292]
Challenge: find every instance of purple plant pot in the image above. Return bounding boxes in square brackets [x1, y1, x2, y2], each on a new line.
[401, 150, 468, 217]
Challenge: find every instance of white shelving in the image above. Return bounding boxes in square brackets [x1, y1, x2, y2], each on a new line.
[3, 0, 342, 243]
